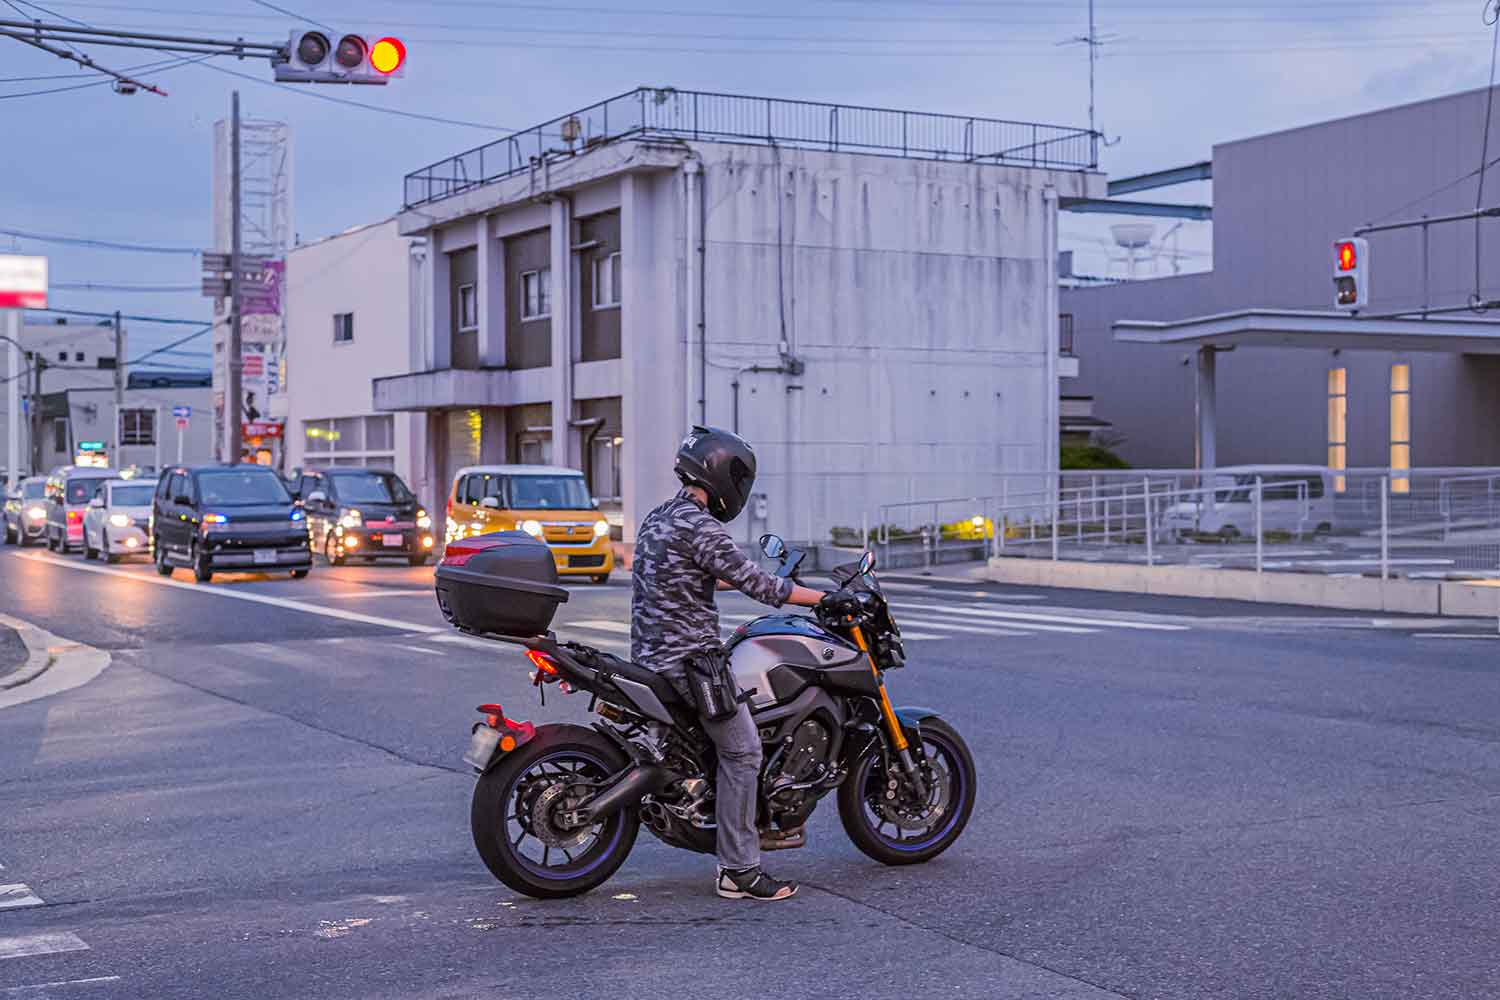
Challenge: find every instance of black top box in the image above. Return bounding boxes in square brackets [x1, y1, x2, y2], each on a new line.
[435, 531, 568, 637]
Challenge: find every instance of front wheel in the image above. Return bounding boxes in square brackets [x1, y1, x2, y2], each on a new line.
[471, 723, 639, 899]
[838, 716, 976, 866]
[154, 538, 173, 576]
[192, 543, 213, 583]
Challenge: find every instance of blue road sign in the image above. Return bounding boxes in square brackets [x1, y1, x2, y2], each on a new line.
[172, 405, 191, 419]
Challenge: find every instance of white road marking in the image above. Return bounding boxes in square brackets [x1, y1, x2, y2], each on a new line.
[431, 633, 506, 651]
[879, 583, 1044, 601]
[1415, 633, 1500, 640]
[0, 977, 122, 995]
[392, 643, 442, 656]
[315, 589, 435, 599]
[12, 551, 442, 634]
[896, 601, 1191, 632]
[899, 620, 1050, 637]
[0, 885, 43, 910]
[0, 932, 89, 961]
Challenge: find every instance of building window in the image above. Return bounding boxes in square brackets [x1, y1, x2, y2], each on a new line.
[1059, 313, 1075, 355]
[333, 312, 354, 343]
[591, 434, 623, 501]
[97, 356, 116, 370]
[120, 408, 155, 446]
[52, 418, 67, 452]
[521, 268, 551, 320]
[1389, 363, 1411, 494]
[592, 253, 620, 309]
[1327, 368, 1347, 494]
[57, 350, 66, 362]
[458, 282, 478, 331]
[75, 351, 84, 363]
[302, 415, 395, 467]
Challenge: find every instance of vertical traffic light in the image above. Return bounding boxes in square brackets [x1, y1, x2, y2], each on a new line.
[274, 30, 405, 84]
[1332, 237, 1369, 310]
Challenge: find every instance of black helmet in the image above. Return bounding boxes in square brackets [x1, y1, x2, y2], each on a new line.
[674, 426, 757, 523]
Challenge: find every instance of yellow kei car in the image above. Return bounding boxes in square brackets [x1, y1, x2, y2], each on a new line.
[445, 465, 614, 583]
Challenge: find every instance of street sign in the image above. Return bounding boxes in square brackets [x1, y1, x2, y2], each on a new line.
[78, 440, 104, 450]
[172, 405, 191, 418]
[175, 417, 189, 431]
[0, 255, 48, 309]
[242, 420, 283, 438]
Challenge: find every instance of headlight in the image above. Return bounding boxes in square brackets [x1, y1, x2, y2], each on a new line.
[340, 508, 362, 529]
[108, 513, 131, 528]
[593, 520, 609, 538]
[519, 519, 543, 538]
[203, 513, 228, 524]
[416, 509, 431, 529]
[26, 506, 45, 521]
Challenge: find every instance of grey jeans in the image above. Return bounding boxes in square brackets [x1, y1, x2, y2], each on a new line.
[662, 666, 762, 871]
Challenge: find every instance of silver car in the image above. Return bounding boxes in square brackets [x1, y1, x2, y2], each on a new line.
[82, 478, 158, 563]
[3, 477, 48, 546]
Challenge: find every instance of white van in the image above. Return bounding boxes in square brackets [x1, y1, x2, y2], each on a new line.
[1162, 465, 1336, 539]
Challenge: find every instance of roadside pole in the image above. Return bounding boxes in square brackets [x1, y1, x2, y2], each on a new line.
[226, 89, 244, 466]
[5, 309, 18, 491]
[1380, 476, 1390, 581]
[112, 309, 123, 466]
[1254, 476, 1263, 574]
[153, 404, 161, 473]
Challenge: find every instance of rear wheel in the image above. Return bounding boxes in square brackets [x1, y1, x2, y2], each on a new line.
[4, 522, 15, 545]
[471, 723, 639, 900]
[47, 529, 58, 552]
[838, 716, 975, 866]
[408, 553, 430, 567]
[84, 533, 97, 560]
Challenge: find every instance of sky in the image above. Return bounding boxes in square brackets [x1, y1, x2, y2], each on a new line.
[3, 0, 1499, 362]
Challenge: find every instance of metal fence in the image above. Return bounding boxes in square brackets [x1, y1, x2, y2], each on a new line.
[869, 467, 1500, 579]
[403, 86, 1100, 208]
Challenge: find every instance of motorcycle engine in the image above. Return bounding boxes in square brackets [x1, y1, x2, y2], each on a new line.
[765, 719, 833, 827]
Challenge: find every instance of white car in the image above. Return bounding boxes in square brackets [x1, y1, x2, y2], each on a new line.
[82, 478, 158, 563]
[1162, 465, 1336, 539]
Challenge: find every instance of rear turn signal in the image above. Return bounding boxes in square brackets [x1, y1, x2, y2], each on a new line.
[526, 649, 558, 676]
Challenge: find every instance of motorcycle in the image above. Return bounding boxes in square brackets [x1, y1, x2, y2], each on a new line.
[437, 530, 976, 900]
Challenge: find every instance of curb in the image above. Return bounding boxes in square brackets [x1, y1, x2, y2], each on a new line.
[0, 615, 58, 690]
[0, 615, 110, 708]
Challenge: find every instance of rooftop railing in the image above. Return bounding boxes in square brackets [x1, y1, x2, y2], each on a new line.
[403, 86, 1100, 209]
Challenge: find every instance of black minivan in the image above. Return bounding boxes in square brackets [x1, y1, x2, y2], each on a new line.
[151, 465, 312, 583]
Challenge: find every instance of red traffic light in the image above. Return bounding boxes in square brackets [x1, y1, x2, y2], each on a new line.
[1335, 240, 1357, 271]
[370, 36, 405, 75]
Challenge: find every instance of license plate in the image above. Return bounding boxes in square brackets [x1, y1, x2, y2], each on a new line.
[382, 533, 403, 547]
[464, 726, 502, 771]
[252, 549, 277, 565]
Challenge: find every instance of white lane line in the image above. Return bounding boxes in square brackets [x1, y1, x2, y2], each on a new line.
[895, 629, 975, 640]
[879, 583, 1045, 601]
[896, 601, 1191, 632]
[1415, 633, 1500, 640]
[12, 551, 442, 634]
[568, 619, 631, 635]
[0, 885, 43, 910]
[0, 977, 122, 994]
[392, 643, 441, 656]
[431, 633, 506, 651]
[902, 620, 1050, 637]
[0, 932, 89, 961]
[315, 588, 435, 600]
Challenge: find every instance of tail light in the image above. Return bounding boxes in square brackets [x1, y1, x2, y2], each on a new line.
[526, 649, 558, 677]
[475, 702, 535, 742]
[66, 510, 82, 525]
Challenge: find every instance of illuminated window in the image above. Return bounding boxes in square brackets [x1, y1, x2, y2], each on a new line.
[1389, 363, 1410, 494]
[1326, 368, 1347, 493]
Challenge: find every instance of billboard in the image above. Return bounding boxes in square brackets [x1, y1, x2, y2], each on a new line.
[0, 255, 47, 309]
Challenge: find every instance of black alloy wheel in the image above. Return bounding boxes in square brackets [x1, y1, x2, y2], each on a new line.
[471, 724, 639, 900]
[154, 537, 173, 576]
[192, 542, 213, 583]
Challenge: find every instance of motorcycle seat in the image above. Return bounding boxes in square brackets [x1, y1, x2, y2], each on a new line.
[564, 643, 690, 709]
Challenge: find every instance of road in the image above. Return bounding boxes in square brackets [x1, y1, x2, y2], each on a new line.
[2, 546, 1499, 999]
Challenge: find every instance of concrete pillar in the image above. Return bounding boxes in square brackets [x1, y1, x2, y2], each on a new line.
[477, 215, 506, 367]
[1195, 346, 1218, 498]
[549, 196, 577, 469]
[425, 412, 447, 541]
[428, 230, 452, 372]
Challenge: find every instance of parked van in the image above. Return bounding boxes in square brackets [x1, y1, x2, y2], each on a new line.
[446, 465, 613, 583]
[1162, 465, 1336, 539]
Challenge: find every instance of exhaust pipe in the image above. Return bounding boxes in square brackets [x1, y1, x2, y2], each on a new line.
[581, 765, 677, 823]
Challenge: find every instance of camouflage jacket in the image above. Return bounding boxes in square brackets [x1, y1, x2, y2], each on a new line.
[630, 490, 794, 669]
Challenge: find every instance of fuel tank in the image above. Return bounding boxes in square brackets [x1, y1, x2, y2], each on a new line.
[725, 614, 863, 708]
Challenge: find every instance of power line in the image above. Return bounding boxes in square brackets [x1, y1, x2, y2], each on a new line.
[52, 282, 199, 292]
[246, 0, 332, 33]
[0, 227, 200, 254]
[28, 306, 210, 325]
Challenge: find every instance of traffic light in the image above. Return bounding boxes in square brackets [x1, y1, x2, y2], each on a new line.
[1332, 237, 1368, 310]
[274, 30, 405, 84]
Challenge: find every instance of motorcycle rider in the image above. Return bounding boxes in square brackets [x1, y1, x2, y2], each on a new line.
[632, 426, 838, 901]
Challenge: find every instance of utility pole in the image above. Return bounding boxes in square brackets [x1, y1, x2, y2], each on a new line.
[112, 308, 123, 466]
[4, 310, 18, 490]
[226, 89, 243, 466]
[29, 356, 44, 476]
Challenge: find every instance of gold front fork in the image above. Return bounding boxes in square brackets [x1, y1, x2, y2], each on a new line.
[850, 625, 908, 752]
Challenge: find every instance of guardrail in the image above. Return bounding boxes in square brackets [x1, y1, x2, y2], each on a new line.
[403, 86, 1100, 209]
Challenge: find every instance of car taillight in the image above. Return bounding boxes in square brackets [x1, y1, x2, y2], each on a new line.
[66, 510, 82, 525]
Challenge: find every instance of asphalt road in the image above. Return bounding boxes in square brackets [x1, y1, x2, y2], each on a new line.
[2, 545, 1500, 999]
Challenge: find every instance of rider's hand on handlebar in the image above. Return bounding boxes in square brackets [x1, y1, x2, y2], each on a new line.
[817, 590, 862, 620]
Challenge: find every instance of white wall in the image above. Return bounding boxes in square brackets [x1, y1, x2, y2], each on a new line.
[283, 219, 426, 494]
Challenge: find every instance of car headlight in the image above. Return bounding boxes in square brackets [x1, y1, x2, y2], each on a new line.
[519, 519, 543, 538]
[339, 508, 362, 529]
[416, 509, 432, 530]
[203, 513, 228, 524]
[593, 520, 609, 538]
[108, 513, 131, 528]
[26, 506, 45, 521]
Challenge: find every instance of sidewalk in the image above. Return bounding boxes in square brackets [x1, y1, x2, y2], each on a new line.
[0, 624, 26, 681]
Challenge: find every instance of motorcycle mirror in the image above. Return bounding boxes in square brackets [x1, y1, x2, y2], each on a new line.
[859, 550, 876, 575]
[759, 533, 786, 559]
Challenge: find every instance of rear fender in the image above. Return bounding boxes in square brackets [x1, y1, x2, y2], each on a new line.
[466, 703, 538, 774]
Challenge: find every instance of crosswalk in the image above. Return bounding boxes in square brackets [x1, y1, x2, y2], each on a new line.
[559, 595, 1192, 655]
[0, 861, 117, 995]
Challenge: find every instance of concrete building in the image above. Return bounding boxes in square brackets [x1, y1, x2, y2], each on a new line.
[282, 217, 426, 491]
[377, 87, 1101, 543]
[1063, 86, 1500, 475]
[38, 371, 215, 475]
